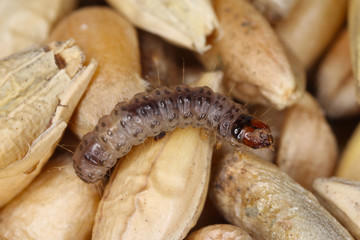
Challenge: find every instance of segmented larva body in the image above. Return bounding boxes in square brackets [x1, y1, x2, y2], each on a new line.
[73, 85, 274, 183]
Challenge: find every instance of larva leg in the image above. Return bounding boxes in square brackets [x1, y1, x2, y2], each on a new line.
[200, 129, 210, 141]
[154, 131, 166, 141]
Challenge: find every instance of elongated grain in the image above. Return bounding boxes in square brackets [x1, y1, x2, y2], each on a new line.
[316, 30, 360, 118]
[210, 152, 354, 240]
[107, 0, 219, 52]
[187, 224, 252, 240]
[250, 0, 298, 23]
[313, 177, 360, 239]
[49, 7, 147, 138]
[0, 0, 77, 58]
[277, 93, 338, 190]
[276, 0, 347, 68]
[336, 122, 360, 181]
[0, 153, 101, 240]
[201, 0, 304, 109]
[349, 0, 360, 101]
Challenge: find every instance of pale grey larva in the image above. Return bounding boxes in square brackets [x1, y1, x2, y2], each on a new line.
[73, 85, 274, 183]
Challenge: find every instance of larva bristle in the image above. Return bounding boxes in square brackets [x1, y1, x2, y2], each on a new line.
[73, 85, 274, 183]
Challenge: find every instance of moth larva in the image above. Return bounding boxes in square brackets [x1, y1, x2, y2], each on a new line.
[73, 85, 274, 183]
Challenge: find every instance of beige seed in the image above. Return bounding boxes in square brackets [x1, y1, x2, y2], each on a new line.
[49, 7, 147, 138]
[276, 92, 338, 190]
[200, 0, 305, 109]
[187, 224, 252, 240]
[0, 152, 102, 240]
[0, 0, 77, 58]
[210, 151, 353, 240]
[106, 0, 219, 53]
[313, 177, 360, 240]
[316, 29, 360, 118]
[276, 0, 347, 68]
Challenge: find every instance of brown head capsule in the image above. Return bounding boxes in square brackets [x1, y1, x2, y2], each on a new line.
[231, 114, 274, 150]
[73, 85, 274, 183]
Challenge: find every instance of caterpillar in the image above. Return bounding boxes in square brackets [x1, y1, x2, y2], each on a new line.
[73, 85, 274, 183]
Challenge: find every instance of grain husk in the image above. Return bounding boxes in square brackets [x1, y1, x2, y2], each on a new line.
[187, 224, 252, 240]
[92, 72, 221, 240]
[0, 0, 77, 58]
[313, 177, 360, 240]
[0, 40, 97, 207]
[276, 0, 347, 69]
[49, 6, 147, 138]
[0, 152, 101, 240]
[276, 92, 338, 190]
[210, 151, 354, 240]
[106, 0, 219, 53]
[200, 0, 305, 109]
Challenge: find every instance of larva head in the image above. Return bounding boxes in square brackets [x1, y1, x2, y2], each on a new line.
[231, 115, 274, 150]
[73, 133, 112, 183]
